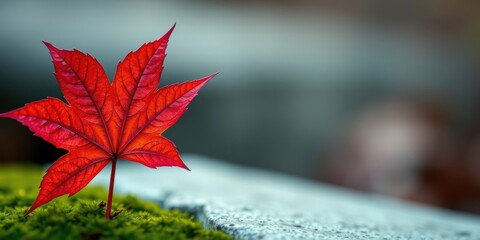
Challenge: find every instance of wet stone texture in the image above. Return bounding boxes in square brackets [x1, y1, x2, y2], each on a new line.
[92, 154, 480, 240]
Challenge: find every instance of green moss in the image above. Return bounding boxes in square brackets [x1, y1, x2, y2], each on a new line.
[0, 164, 232, 240]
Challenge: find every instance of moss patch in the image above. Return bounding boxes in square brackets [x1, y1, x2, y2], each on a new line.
[0, 164, 232, 240]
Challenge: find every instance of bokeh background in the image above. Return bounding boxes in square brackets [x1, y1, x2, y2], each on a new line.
[1, 0, 480, 214]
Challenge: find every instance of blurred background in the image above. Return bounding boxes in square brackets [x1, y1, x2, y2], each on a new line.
[1, 0, 480, 215]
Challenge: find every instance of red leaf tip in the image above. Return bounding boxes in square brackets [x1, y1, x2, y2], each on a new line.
[200, 72, 219, 83]
[0, 111, 12, 118]
[42, 41, 59, 52]
[154, 23, 176, 44]
[166, 23, 176, 36]
[178, 160, 190, 171]
[24, 202, 39, 217]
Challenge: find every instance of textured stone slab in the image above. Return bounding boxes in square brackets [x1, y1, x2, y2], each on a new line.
[92, 154, 480, 240]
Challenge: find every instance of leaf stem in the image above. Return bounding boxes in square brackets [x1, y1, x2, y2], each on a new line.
[106, 158, 117, 220]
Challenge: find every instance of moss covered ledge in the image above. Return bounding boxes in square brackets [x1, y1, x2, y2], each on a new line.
[0, 165, 232, 240]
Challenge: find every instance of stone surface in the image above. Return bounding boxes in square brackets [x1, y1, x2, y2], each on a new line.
[92, 154, 480, 240]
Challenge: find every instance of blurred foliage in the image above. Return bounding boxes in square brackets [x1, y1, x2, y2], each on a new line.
[0, 164, 231, 240]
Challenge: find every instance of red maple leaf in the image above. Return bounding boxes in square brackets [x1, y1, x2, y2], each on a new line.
[0, 25, 216, 219]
